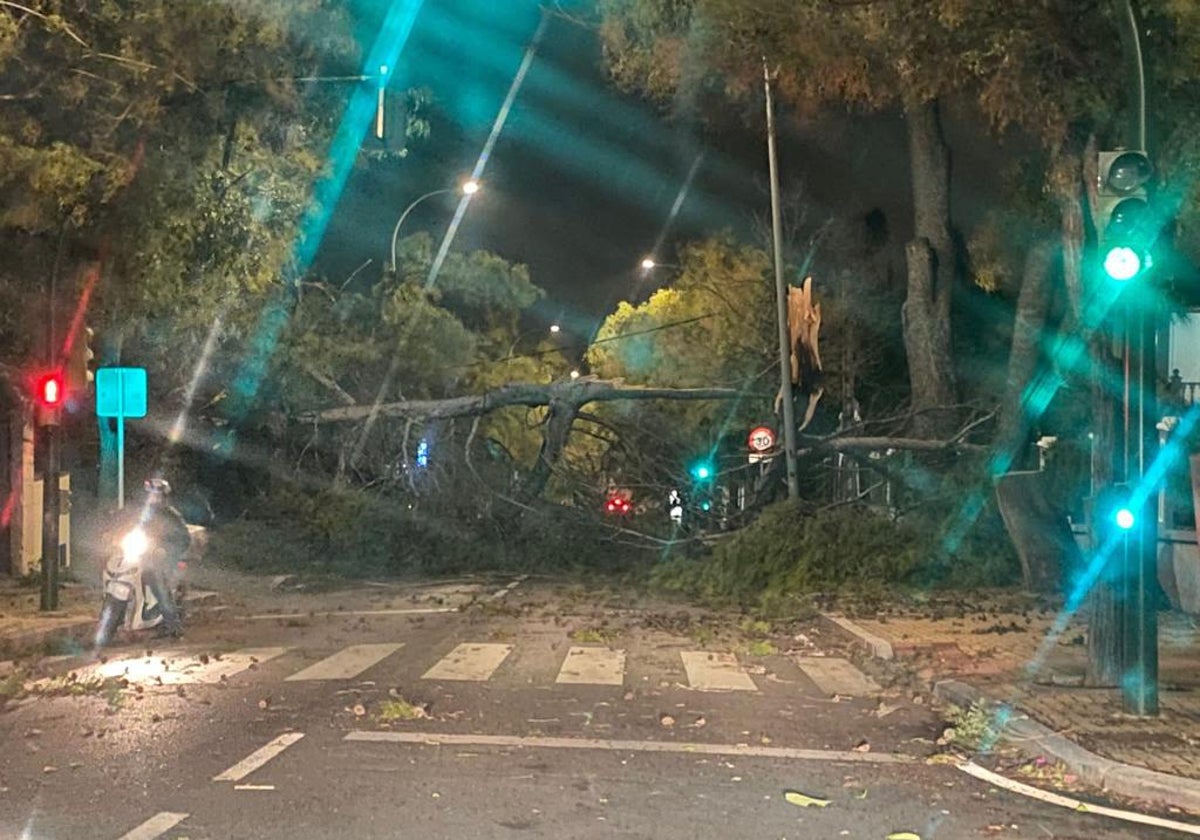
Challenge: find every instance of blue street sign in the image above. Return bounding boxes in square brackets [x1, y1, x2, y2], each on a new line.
[95, 367, 147, 419]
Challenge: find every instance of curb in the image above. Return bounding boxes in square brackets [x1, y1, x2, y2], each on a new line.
[819, 612, 894, 660]
[821, 612, 1200, 814]
[934, 678, 1200, 814]
[0, 617, 95, 658]
[0, 589, 221, 659]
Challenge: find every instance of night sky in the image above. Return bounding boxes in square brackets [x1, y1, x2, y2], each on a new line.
[315, 0, 1013, 348]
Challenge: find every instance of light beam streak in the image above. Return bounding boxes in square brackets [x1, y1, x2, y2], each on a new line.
[219, 0, 427, 455]
[424, 10, 549, 291]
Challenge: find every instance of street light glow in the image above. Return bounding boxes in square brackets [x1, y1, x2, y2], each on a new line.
[570, 369, 580, 379]
[462, 180, 481, 195]
[1115, 507, 1136, 531]
[640, 257, 656, 270]
[549, 324, 561, 334]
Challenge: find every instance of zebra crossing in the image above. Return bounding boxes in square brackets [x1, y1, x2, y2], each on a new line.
[56, 641, 879, 696]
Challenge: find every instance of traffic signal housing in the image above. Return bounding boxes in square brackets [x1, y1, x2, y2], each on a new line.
[34, 369, 65, 426]
[1096, 150, 1155, 282]
[66, 325, 95, 396]
[689, 459, 714, 482]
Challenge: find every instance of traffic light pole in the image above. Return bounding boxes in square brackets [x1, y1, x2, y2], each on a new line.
[1121, 303, 1159, 715]
[39, 424, 60, 612]
[1113, 0, 1158, 716]
[39, 224, 63, 612]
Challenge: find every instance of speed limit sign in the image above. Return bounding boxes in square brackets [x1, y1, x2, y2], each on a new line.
[748, 426, 776, 453]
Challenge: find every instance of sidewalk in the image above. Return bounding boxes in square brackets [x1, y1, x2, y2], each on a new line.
[0, 575, 101, 657]
[823, 593, 1200, 812]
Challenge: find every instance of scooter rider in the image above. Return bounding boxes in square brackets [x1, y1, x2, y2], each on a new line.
[138, 478, 190, 636]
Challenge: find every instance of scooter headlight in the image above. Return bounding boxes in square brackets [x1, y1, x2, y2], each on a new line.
[120, 528, 149, 562]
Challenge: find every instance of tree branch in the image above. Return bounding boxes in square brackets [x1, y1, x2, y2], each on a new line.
[299, 378, 745, 424]
[301, 364, 356, 406]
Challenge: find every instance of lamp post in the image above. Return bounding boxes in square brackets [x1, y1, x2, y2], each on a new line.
[389, 179, 479, 272]
[505, 324, 561, 359]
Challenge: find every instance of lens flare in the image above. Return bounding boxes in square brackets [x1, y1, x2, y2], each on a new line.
[121, 528, 149, 560]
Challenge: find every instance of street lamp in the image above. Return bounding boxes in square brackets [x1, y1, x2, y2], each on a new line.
[389, 179, 480, 272]
[570, 369, 580, 380]
[640, 257, 681, 272]
[549, 323, 561, 334]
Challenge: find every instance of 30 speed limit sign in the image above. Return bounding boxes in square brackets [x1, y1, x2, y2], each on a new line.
[747, 426, 776, 453]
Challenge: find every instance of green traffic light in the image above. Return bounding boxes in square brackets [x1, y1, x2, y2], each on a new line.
[690, 460, 713, 481]
[1115, 507, 1136, 530]
[1103, 246, 1142, 281]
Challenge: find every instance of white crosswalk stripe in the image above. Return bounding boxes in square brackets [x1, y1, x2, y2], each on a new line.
[422, 642, 513, 682]
[61, 641, 818, 695]
[285, 643, 404, 682]
[680, 651, 759, 691]
[116, 811, 189, 840]
[555, 646, 626, 686]
[53, 647, 288, 688]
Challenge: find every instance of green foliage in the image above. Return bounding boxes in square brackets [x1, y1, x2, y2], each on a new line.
[653, 503, 923, 605]
[653, 479, 1020, 612]
[208, 481, 641, 580]
[943, 701, 1001, 753]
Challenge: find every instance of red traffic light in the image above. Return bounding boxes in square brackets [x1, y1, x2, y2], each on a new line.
[37, 371, 64, 407]
[605, 493, 632, 515]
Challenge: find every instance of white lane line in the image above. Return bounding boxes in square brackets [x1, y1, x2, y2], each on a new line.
[422, 643, 512, 681]
[213, 732, 305, 782]
[959, 761, 1200, 836]
[680, 651, 758, 691]
[234, 784, 277, 791]
[285, 643, 404, 682]
[344, 730, 911, 764]
[793, 656, 880, 697]
[490, 574, 528, 600]
[116, 812, 188, 840]
[555, 646, 626, 686]
[241, 607, 456, 621]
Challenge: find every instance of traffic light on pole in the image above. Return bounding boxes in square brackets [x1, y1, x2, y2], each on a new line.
[689, 459, 714, 482]
[66, 324, 94, 396]
[1096, 151, 1155, 283]
[34, 369, 65, 426]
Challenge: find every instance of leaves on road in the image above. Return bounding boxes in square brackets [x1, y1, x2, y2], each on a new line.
[659, 714, 675, 727]
[886, 833, 921, 840]
[783, 790, 830, 808]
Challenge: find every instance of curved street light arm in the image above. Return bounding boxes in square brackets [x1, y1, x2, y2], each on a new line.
[390, 188, 454, 272]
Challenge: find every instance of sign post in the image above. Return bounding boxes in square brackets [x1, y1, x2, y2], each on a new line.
[96, 367, 147, 509]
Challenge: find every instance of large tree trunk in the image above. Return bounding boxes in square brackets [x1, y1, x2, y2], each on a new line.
[903, 99, 956, 437]
[995, 471, 1081, 593]
[996, 240, 1055, 459]
[1087, 343, 1123, 686]
[521, 399, 579, 503]
[1062, 136, 1125, 688]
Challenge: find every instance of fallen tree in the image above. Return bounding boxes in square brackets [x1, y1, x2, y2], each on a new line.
[297, 378, 746, 424]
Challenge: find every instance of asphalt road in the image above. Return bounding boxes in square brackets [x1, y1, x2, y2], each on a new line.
[0, 578, 1189, 840]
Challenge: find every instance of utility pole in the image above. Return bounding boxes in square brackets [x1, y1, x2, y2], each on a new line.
[763, 60, 800, 501]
